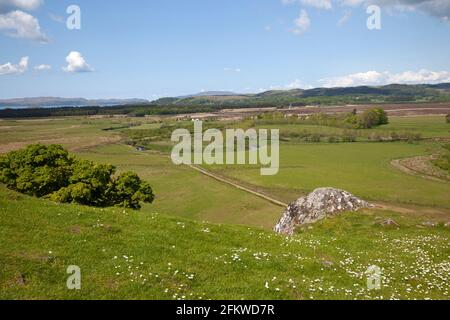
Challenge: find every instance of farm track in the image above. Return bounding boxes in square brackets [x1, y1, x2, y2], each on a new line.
[186, 164, 289, 208]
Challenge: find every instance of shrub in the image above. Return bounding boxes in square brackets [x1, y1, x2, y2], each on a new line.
[109, 172, 155, 209]
[49, 160, 116, 207]
[0, 144, 73, 197]
[0, 144, 154, 210]
[359, 108, 389, 129]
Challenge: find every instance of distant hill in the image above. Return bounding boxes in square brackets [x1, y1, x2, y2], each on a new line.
[153, 83, 450, 107]
[0, 97, 149, 108]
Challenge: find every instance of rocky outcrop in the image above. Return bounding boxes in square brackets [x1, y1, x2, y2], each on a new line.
[274, 188, 372, 236]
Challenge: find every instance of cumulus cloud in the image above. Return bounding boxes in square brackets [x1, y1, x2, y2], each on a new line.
[34, 64, 51, 71]
[224, 67, 241, 73]
[292, 9, 311, 35]
[337, 10, 352, 26]
[261, 79, 313, 92]
[0, 0, 42, 12]
[63, 51, 93, 73]
[282, 0, 332, 9]
[340, 0, 450, 23]
[0, 56, 28, 75]
[320, 69, 450, 87]
[301, 0, 332, 10]
[49, 13, 65, 24]
[283, 0, 450, 24]
[285, 79, 313, 89]
[0, 10, 48, 42]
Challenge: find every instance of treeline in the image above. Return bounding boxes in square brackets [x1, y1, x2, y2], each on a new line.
[256, 108, 389, 129]
[0, 104, 220, 119]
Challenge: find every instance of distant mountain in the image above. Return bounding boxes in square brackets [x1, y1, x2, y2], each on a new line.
[153, 83, 450, 106]
[0, 97, 149, 108]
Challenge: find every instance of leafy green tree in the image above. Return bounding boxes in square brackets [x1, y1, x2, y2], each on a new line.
[0, 144, 73, 197]
[49, 160, 116, 206]
[374, 108, 389, 125]
[359, 108, 389, 129]
[109, 172, 155, 209]
[1, 144, 155, 210]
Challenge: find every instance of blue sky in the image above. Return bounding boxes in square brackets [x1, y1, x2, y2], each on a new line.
[0, 0, 450, 100]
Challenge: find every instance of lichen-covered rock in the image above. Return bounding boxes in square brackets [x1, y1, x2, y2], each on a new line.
[274, 188, 371, 236]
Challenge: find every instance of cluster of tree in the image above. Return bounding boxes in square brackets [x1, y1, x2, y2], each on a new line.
[256, 108, 389, 129]
[352, 108, 389, 129]
[0, 144, 154, 209]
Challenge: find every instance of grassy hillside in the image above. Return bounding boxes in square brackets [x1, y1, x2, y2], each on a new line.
[0, 184, 449, 300]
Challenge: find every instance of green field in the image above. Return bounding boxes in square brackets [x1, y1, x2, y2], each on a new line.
[206, 142, 450, 208]
[381, 116, 450, 137]
[0, 185, 448, 300]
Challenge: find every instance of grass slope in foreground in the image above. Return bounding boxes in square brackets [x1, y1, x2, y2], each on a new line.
[0, 185, 448, 300]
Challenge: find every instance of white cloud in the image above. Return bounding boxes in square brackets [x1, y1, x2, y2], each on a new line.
[63, 51, 93, 73]
[0, 56, 28, 75]
[283, 0, 450, 23]
[0, 0, 42, 12]
[49, 13, 65, 24]
[0, 10, 48, 42]
[388, 69, 450, 84]
[34, 64, 51, 71]
[282, 0, 332, 9]
[285, 79, 313, 89]
[337, 10, 352, 26]
[292, 9, 311, 35]
[224, 67, 241, 73]
[340, 0, 450, 23]
[320, 69, 450, 87]
[261, 79, 313, 91]
[301, 0, 332, 10]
